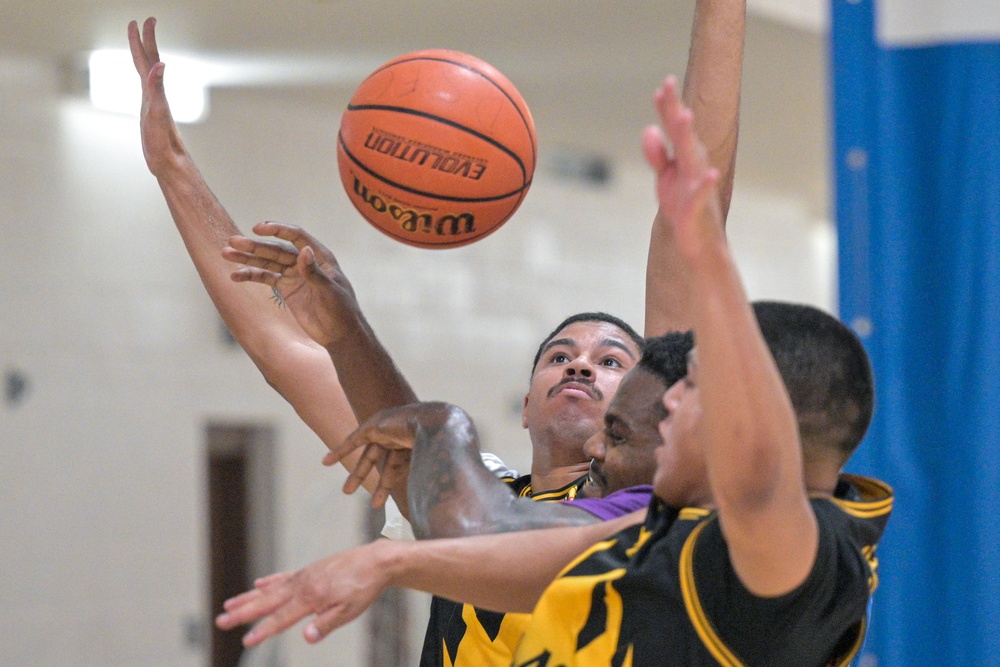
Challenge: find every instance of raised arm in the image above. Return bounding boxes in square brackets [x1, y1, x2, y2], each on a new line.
[129, 18, 413, 493]
[644, 0, 746, 337]
[215, 509, 644, 647]
[322, 402, 601, 537]
[644, 77, 816, 597]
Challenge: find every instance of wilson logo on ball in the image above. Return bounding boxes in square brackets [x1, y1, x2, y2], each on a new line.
[337, 49, 536, 249]
[349, 176, 477, 238]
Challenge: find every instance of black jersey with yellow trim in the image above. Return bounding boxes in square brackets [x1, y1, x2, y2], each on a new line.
[511, 474, 892, 667]
[417, 474, 587, 667]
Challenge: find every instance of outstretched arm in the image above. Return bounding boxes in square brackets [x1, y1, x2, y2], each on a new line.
[215, 509, 644, 647]
[323, 402, 601, 537]
[644, 78, 816, 597]
[644, 0, 746, 337]
[129, 18, 408, 493]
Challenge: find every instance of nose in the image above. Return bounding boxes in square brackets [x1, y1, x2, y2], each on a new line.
[583, 432, 606, 461]
[662, 379, 683, 414]
[564, 355, 595, 379]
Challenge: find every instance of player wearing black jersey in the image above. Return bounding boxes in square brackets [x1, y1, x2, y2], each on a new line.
[133, 0, 747, 661]
[510, 298, 892, 666]
[216, 75, 891, 667]
[347, 331, 692, 667]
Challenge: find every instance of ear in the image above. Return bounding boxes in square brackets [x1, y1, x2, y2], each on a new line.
[521, 393, 530, 430]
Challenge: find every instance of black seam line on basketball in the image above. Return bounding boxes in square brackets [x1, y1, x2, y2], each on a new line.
[347, 103, 528, 183]
[339, 133, 531, 203]
[364, 55, 536, 170]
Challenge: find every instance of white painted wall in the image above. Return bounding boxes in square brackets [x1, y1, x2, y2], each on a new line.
[0, 50, 833, 667]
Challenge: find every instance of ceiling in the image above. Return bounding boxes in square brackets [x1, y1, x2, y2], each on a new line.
[2, 0, 831, 210]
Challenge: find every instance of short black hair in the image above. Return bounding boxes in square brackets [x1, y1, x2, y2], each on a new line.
[752, 301, 875, 460]
[530, 312, 644, 374]
[638, 330, 695, 390]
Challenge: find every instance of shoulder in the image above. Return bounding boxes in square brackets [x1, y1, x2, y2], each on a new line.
[811, 474, 893, 554]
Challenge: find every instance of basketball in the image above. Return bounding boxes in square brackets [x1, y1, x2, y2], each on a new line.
[337, 49, 537, 249]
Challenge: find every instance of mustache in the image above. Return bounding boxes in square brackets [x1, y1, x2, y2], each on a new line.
[588, 459, 607, 488]
[547, 377, 603, 400]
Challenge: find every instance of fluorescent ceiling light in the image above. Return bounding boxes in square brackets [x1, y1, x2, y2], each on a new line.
[88, 49, 209, 123]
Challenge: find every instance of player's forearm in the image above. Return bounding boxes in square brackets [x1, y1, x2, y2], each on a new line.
[683, 0, 745, 220]
[644, 214, 694, 337]
[414, 484, 601, 539]
[388, 512, 643, 613]
[644, 0, 744, 337]
[323, 313, 418, 424]
[405, 403, 525, 538]
[686, 239, 801, 512]
[403, 403, 598, 538]
[323, 322, 418, 510]
[156, 153, 366, 463]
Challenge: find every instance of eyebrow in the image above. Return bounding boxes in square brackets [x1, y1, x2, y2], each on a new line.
[540, 337, 639, 361]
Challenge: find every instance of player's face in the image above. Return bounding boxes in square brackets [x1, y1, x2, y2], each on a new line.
[654, 350, 711, 506]
[579, 367, 666, 498]
[522, 321, 640, 447]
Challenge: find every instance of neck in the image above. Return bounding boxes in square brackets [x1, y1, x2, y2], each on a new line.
[529, 462, 591, 495]
[527, 426, 592, 494]
[803, 455, 842, 496]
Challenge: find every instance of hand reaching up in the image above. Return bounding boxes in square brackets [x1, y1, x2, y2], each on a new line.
[224, 222, 362, 348]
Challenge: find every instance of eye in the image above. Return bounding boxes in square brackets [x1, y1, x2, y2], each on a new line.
[550, 352, 570, 364]
[606, 428, 627, 447]
[601, 356, 624, 368]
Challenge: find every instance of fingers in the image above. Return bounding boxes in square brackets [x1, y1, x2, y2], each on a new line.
[370, 486, 390, 510]
[222, 247, 292, 275]
[667, 106, 704, 177]
[216, 578, 314, 648]
[142, 17, 161, 64]
[686, 169, 722, 221]
[641, 124, 669, 173]
[216, 586, 288, 632]
[254, 221, 329, 254]
[380, 449, 411, 490]
[127, 21, 148, 76]
[222, 247, 288, 275]
[227, 235, 299, 265]
[323, 422, 380, 468]
[229, 265, 283, 287]
[298, 245, 321, 281]
[343, 444, 386, 495]
[370, 450, 411, 508]
[128, 17, 160, 77]
[254, 571, 293, 589]
[129, 17, 170, 130]
[305, 605, 350, 643]
[239, 599, 312, 648]
[224, 237, 304, 286]
[653, 75, 708, 176]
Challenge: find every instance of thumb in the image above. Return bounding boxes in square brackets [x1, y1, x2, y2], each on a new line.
[299, 245, 322, 279]
[148, 61, 167, 95]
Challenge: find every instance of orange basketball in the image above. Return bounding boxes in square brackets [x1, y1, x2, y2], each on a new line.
[337, 49, 537, 249]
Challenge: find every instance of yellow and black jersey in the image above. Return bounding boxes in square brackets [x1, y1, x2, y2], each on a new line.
[512, 474, 893, 667]
[418, 474, 587, 667]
